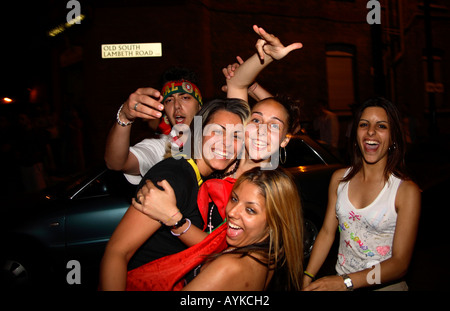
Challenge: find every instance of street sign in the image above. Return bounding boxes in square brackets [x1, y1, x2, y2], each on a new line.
[101, 43, 162, 59]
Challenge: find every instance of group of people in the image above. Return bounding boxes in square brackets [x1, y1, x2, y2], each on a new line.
[98, 25, 421, 291]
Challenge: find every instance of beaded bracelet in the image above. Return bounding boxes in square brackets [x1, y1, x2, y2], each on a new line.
[170, 218, 191, 236]
[116, 104, 134, 127]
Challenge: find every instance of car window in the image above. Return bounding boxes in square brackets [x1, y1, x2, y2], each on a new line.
[282, 137, 326, 167]
[75, 175, 109, 199]
[74, 170, 136, 200]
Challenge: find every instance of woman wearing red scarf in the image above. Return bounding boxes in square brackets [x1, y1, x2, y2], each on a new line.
[128, 167, 304, 291]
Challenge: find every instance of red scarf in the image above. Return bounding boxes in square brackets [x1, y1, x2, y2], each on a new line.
[197, 177, 235, 230]
[126, 178, 235, 291]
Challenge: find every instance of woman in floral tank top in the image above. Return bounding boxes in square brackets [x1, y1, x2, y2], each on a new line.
[303, 97, 421, 291]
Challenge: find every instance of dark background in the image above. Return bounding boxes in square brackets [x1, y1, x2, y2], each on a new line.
[1, 0, 449, 175]
[1, 0, 449, 292]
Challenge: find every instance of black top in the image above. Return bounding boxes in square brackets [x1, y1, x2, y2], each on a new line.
[127, 157, 204, 270]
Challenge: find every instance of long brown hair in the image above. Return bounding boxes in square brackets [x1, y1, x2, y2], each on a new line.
[343, 97, 409, 182]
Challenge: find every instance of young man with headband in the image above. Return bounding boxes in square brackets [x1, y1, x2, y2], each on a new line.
[104, 67, 203, 185]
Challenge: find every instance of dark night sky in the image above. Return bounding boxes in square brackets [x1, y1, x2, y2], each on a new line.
[1, 1, 53, 100]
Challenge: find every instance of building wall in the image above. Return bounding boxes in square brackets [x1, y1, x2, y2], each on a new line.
[70, 0, 377, 161]
[49, 0, 449, 164]
[383, 0, 450, 141]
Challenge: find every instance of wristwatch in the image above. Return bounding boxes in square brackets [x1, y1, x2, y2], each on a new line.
[170, 218, 187, 230]
[341, 274, 354, 291]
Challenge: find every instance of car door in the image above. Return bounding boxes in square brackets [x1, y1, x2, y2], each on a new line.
[64, 170, 135, 261]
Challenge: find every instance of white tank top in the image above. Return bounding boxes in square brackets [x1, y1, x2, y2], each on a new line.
[335, 169, 402, 275]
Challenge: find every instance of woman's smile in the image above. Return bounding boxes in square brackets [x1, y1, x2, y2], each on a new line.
[357, 107, 390, 164]
[225, 181, 269, 247]
[227, 221, 243, 238]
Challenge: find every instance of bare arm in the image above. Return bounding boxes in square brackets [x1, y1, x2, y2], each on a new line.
[302, 169, 343, 288]
[226, 25, 302, 102]
[226, 53, 272, 102]
[104, 87, 164, 173]
[248, 82, 273, 101]
[99, 205, 161, 290]
[222, 56, 273, 101]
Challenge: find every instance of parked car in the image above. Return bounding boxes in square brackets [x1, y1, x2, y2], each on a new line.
[0, 133, 343, 290]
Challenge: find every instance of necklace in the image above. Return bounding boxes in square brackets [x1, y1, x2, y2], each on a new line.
[210, 159, 240, 179]
[218, 159, 240, 179]
[207, 203, 215, 233]
[223, 247, 237, 254]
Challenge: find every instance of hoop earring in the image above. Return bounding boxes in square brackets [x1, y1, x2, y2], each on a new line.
[279, 147, 287, 164]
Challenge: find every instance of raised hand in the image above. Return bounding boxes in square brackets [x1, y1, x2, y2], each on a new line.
[119, 87, 164, 122]
[253, 25, 303, 61]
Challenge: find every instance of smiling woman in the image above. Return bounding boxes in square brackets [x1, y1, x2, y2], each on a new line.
[303, 98, 421, 291]
[225, 180, 269, 245]
[128, 167, 305, 291]
[357, 107, 391, 164]
[180, 167, 304, 291]
[243, 96, 299, 168]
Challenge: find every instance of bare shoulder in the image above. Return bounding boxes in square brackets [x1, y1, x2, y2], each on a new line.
[398, 179, 421, 199]
[400, 178, 420, 190]
[205, 253, 253, 275]
[329, 167, 348, 189]
[396, 179, 421, 213]
[332, 167, 348, 181]
[183, 253, 268, 291]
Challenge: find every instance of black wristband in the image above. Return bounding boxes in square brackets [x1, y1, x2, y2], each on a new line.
[170, 217, 187, 230]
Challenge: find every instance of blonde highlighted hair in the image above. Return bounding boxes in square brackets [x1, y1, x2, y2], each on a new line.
[228, 167, 304, 290]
